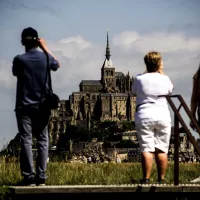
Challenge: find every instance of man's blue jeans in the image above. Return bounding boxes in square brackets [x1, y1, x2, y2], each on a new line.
[16, 106, 50, 180]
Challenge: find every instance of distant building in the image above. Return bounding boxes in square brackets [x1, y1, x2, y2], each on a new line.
[121, 130, 137, 141]
[49, 31, 136, 145]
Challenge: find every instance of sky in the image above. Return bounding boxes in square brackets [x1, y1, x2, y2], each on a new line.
[0, 0, 200, 150]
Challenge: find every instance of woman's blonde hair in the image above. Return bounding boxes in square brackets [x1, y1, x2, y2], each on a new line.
[144, 51, 162, 72]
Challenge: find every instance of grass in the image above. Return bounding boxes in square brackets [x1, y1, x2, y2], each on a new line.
[0, 156, 200, 199]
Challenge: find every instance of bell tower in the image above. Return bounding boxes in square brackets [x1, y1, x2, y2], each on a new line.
[101, 29, 116, 86]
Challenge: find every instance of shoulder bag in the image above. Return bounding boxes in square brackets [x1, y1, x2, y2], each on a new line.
[40, 52, 60, 110]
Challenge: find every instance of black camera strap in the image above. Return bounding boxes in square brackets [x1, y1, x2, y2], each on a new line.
[40, 52, 53, 102]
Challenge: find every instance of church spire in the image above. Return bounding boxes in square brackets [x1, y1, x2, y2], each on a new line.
[105, 28, 111, 60]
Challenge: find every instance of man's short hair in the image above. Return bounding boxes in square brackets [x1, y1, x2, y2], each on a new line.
[21, 27, 38, 46]
[144, 51, 162, 72]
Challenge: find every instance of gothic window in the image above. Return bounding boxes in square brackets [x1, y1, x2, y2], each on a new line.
[111, 71, 113, 76]
[106, 71, 108, 76]
[86, 94, 90, 99]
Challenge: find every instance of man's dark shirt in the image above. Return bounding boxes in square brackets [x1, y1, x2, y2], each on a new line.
[12, 48, 59, 110]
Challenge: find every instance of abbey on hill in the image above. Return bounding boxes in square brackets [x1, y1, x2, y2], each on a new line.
[49, 31, 136, 144]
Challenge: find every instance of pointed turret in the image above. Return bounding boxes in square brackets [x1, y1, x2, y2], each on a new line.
[105, 28, 111, 60]
[102, 29, 113, 68]
[101, 29, 116, 85]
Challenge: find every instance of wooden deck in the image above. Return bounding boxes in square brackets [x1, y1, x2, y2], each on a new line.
[10, 184, 200, 200]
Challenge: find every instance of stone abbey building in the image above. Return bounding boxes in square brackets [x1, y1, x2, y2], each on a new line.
[49, 31, 136, 144]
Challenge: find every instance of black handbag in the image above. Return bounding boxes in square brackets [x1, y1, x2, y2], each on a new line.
[40, 52, 60, 110]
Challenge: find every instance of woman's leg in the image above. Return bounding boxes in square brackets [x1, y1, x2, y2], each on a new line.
[154, 121, 171, 181]
[141, 152, 154, 179]
[136, 122, 154, 181]
[155, 150, 168, 181]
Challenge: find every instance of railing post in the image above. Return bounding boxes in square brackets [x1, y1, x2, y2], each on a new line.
[159, 94, 200, 185]
[174, 115, 180, 185]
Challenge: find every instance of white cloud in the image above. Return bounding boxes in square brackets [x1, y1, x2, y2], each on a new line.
[112, 31, 140, 47]
[112, 31, 200, 53]
[48, 36, 93, 60]
[1, 30, 200, 98]
[59, 36, 92, 49]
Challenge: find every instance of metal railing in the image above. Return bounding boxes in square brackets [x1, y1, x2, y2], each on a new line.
[159, 94, 200, 185]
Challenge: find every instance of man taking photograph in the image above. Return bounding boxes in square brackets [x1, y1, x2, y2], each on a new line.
[12, 27, 60, 186]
